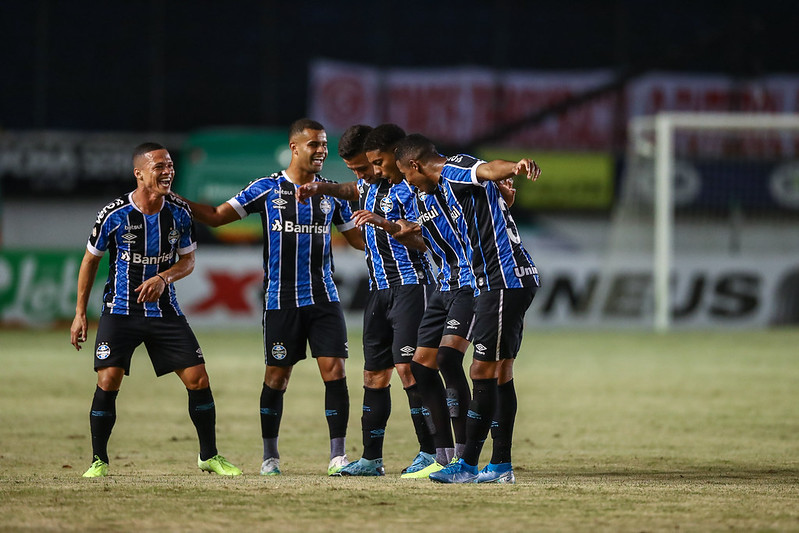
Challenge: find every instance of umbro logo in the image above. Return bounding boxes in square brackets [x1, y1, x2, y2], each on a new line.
[272, 198, 288, 209]
[121, 232, 136, 243]
[196, 348, 204, 358]
[474, 343, 487, 353]
[400, 345, 414, 355]
[446, 319, 460, 329]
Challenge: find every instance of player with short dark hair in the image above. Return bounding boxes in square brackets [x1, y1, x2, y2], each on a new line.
[394, 133, 541, 484]
[297, 124, 438, 477]
[70, 143, 242, 478]
[183, 119, 364, 476]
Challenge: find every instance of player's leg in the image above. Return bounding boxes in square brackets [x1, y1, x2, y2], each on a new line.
[308, 302, 350, 475]
[83, 315, 137, 478]
[474, 287, 536, 484]
[146, 316, 241, 476]
[260, 308, 302, 475]
[338, 288, 393, 475]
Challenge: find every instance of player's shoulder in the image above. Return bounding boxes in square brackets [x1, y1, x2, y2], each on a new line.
[94, 193, 131, 224]
[445, 154, 482, 169]
[244, 172, 282, 189]
[165, 192, 191, 212]
[314, 174, 338, 185]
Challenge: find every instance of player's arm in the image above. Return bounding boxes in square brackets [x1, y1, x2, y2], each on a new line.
[297, 181, 359, 203]
[352, 210, 427, 252]
[134, 250, 196, 304]
[341, 227, 365, 251]
[70, 249, 102, 351]
[181, 198, 241, 227]
[476, 158, 541, 182]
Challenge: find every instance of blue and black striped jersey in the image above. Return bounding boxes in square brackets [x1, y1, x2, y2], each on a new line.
[357, 178, 434, 291]
[228, 171, 356, 310]
[398, 181, 476, 293]
[87, 192, 196, 317]
[442, 154, 540, 291]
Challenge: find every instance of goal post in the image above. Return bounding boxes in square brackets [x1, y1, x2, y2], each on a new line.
[620, 112, 799, 331]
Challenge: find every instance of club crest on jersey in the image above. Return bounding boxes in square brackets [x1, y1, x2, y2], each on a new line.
[319, 197, 333, 214]
[168, 229, 180, 245]
[121, 232, 136, 244]
[271, 343, 287, 360]
[272, 197, 288, 209]
[379, 196, 393, 213]
[96, 343, 111, 360]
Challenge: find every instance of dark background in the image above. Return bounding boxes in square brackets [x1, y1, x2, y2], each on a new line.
[2, 0, 796, 133]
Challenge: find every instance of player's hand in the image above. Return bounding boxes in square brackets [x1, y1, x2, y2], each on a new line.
[70, 314, 88, 351]
[393, 219, 421, 238]
[297, 183, 319, 204]
[134, 274, 167, 303]
[352, 209, 387, 229]
[496, 177, 517, 205]
[514, 158, 541, 181]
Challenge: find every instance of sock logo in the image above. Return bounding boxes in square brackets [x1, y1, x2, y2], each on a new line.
[96, 343, 111, 360]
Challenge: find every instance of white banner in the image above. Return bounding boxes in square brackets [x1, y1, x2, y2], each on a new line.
[176, 247, 799, 330]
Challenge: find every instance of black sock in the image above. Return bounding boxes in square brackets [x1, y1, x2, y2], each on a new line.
[260, 383, 285, 459]
[188, 387, 217, 461]
[437, 346, 471, 446]
[404, 384, 435, 454]
[324, 377, 349, 440]
[89, 386, 118, 464]
[410, 361, 453, 450]
[490, 379, 517, 465]
[361, 386, 390, 460]
[461, 378, 498, 467]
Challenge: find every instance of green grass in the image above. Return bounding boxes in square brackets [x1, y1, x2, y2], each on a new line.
[1, 327, 798, 532]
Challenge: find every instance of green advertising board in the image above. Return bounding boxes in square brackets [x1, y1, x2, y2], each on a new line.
[476, 149, 615, 211]
[176, 128, 353, 243]
[0, 250, 108, 326]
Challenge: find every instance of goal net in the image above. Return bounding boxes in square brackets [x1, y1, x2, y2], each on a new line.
[610, 112, 799, 330]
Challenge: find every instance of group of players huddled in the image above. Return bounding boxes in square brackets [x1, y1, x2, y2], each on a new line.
[70, 118, 540, 484]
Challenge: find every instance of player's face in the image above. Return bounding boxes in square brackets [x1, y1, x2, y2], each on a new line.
[343, 153, 377, 184]
[366, 149, 403, 185]
[135, 149, 174, 196]
[291, 128, 328, 173]
[396, 157, 433, 193]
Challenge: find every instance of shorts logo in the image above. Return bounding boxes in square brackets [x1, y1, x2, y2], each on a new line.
[272, 198, 288, 209]
[474, 343, 487, 354]
[400, 345, 415, 356]
[379, 196, 393, 213]
[168, 229, 180, 245]
[121, 232, 136, 244]
[96, 343, 111, 360]
[319, 197, 332, 214]
[196, 348, 204, 358]
[446, 319, 460, 329]
[271, 343, 287, 360]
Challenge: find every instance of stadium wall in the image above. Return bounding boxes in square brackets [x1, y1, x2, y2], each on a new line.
[2, 248, 797, 329]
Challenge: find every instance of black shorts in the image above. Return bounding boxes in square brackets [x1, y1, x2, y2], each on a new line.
[93, 314, 204, 376]
[362, 284, 432, 371]
[471, 287, 536, 362]
[416, 286, 475, 349]
[263, 301, 349, 367]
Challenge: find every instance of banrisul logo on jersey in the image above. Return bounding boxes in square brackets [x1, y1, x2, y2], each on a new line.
[119, 250, 175, 264]
[270, 220, 329, 234]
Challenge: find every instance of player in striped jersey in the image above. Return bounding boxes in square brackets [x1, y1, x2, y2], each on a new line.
[183, 119, 364, 476]
[394, 134, 541, 484]
[353, 143, 478, 475]
[70, 143, 241, 478]
[297, 124, 438, 477]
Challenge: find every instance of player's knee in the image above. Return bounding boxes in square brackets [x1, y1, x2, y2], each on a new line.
[364, 369, 391, 388]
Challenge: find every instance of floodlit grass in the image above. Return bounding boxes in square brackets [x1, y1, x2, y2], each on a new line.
[1, 327, 797, 531]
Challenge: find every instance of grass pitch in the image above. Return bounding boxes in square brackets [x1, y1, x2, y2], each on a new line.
[1, 327, 797, 532]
